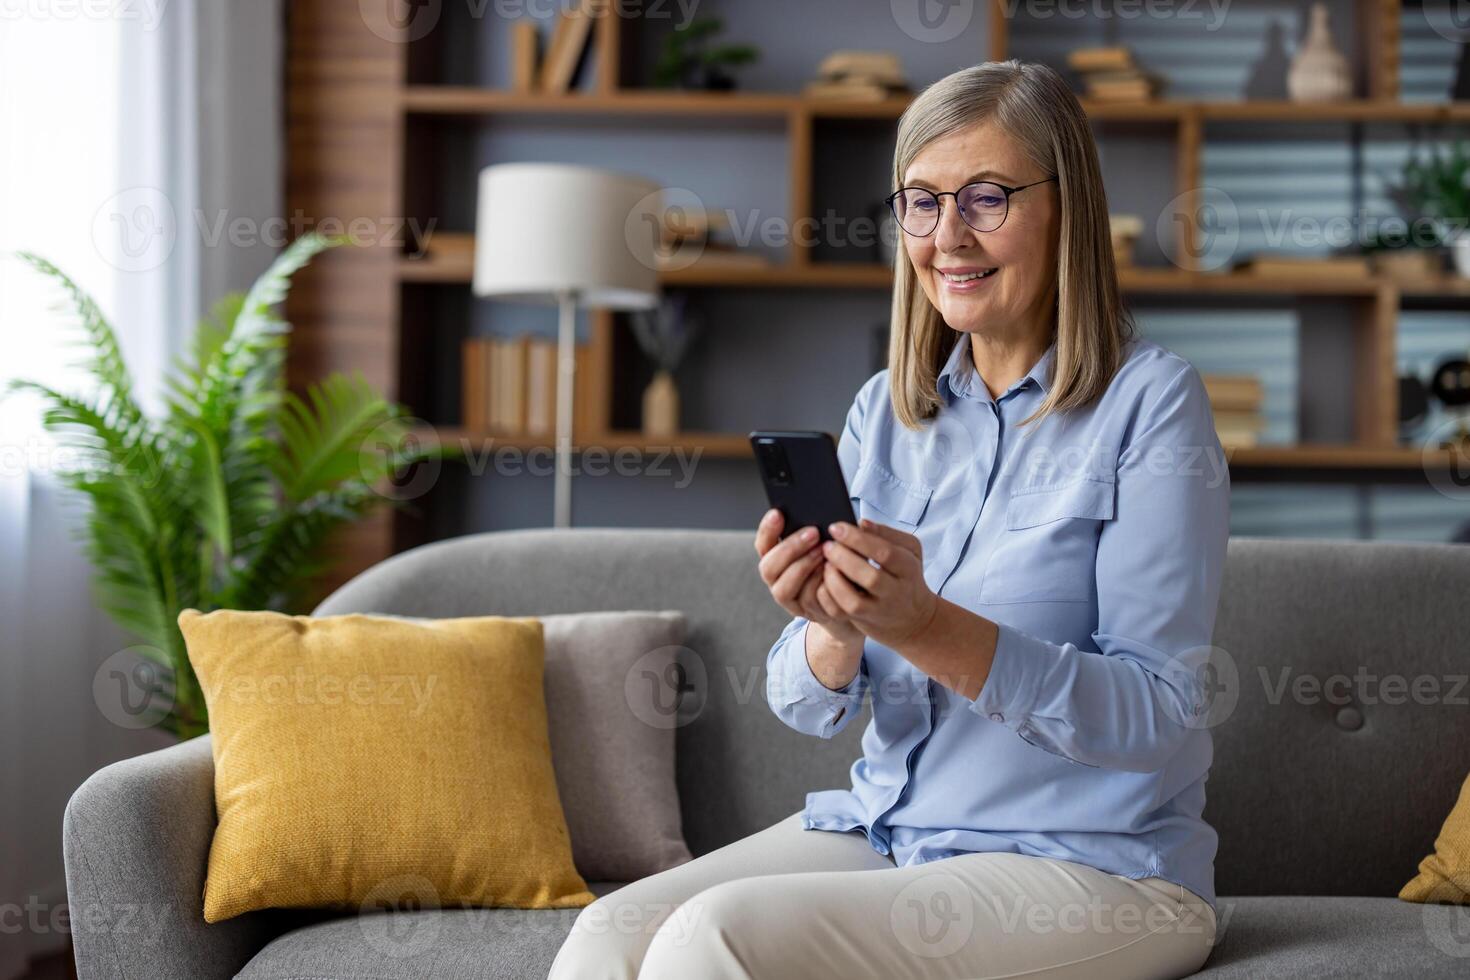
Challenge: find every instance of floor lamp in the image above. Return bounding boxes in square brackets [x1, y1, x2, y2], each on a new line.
[473, 163, 661, 528]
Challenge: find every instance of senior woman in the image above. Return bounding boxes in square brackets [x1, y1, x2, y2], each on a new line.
[549, 59, 1228, 980]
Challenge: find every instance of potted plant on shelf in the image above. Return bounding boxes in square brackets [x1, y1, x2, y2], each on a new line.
[1383, 138, 1470, 280]
[6, 234, 448, 739]
[653, 16, 759, 91]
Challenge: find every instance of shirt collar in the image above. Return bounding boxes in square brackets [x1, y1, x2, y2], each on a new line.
[938, 332, 1056, 405]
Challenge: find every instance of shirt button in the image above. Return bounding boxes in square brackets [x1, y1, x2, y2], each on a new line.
[989, 712, 1004, 723]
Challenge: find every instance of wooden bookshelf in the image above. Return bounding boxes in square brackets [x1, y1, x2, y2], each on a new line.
[287, 0, 1470, 577]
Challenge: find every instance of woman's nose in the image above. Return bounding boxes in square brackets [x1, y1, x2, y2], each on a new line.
[933, 198, 978, 253]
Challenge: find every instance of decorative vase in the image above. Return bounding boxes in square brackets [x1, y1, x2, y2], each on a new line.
[1287, 3, 1351, 102]
[1451, 235, 1470, 280]
[642, 369, 680, 437]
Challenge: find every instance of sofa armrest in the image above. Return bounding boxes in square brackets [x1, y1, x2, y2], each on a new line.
[63, 735, 277, 980]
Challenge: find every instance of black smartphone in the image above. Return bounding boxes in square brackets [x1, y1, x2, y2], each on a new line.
[750, 430, 856, 542]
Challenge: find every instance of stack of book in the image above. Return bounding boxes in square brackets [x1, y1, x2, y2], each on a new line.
[1203, 374, 1266, 448]
[1067, 47, 1164, 102]
[803, 50, 911, 101]
[462, 335, 586, 439]
[656, 207, 770, 270]
[511, 0, 602, 94]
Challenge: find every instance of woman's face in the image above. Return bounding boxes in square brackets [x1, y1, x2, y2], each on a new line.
[900, 119, 1060, 341]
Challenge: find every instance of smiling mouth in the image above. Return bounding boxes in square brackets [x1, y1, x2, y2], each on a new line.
[940, 268, 998, 283]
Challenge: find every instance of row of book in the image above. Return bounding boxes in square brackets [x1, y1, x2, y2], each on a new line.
[1203, 374, 1266, 448]
[462, 336, 596, 438]
[510, 0, 600, 94]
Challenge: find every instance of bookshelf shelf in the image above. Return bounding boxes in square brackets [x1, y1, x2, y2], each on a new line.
[412, 427, 1460, 472]
[398, 238, 1470, 299]
[401, 86, 1470, 126]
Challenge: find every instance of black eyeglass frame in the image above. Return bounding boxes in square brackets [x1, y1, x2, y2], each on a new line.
[884, 175, 1058, 236]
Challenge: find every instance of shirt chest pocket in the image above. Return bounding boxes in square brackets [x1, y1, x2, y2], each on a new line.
[848, 462, 935, 531]
[979, 476, 1114, 605]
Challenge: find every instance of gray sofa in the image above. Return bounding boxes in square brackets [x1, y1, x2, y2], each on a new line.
[64, 529, 1470, 978]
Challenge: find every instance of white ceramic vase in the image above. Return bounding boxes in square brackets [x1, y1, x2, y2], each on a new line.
[1287, 2, 1351, 102]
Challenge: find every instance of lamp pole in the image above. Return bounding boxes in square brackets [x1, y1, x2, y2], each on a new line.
[554, 289, 577, 528]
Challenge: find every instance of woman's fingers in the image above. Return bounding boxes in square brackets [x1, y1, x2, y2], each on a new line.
[823, 558, 870, 615]
[753, 508, 784, 556]
[757, 524, 821, 586]
[770, 546, 825, 612]
[822, 539, 887, 593]
[796, 563, 827, 621]
[815, 582, 844, 620]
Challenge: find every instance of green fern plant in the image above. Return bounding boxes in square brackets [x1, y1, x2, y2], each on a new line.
[7, 234, 447, 739]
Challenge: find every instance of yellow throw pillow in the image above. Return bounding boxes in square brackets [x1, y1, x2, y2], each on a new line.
[1401, 770, 1470, 904]
[180, 608, 595, 923]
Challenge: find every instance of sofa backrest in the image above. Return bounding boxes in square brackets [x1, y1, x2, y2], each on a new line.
[316, 529, 1470, 897]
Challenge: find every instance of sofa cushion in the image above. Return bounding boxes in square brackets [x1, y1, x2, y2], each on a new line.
[181, 609, 594, 922]
[1195, 896, 1469, 977]
[235, 881, 625, 980]
[536, 611, 695, 880]
[238, 892, 1467, 979]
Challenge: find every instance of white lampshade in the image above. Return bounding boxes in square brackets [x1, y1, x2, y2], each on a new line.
[473, 162, 661, 311]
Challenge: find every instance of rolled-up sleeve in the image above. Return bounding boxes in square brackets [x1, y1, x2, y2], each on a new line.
[763, 371, 879, 739]
[969, 364, 1230, 772]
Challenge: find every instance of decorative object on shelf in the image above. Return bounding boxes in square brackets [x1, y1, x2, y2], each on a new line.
[474, 163, 660, 527]
[1287, 2, 1351, 102]
[5, 235, 446, 739]
[1368, 247, 1444, 282]
[1233, 253, 1372, 278]
[630, 293, 700, 438]
[1386, 139, 1470, 279]
[1398, 372, 1430, 441]
[539, 0, 599, 93]
[1066, 46, 1163, 102]
[804, 50, 910, 101]
[1109, 213, 1142, 267]
[1202, 374, 1266, 448]
[652, 14, 758, 91]
[1429, 354, 1470, 451]
[655, 202, 770, 270]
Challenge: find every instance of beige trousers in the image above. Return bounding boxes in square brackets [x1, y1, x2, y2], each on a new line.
[548, 811, 1216, 980]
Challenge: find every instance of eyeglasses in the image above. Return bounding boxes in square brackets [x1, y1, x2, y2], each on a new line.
[884, 175, 1058, 237]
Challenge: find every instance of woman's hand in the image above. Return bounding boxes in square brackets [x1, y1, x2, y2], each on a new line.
[820, 518, 940, 652]
[754, 509, 863, 647]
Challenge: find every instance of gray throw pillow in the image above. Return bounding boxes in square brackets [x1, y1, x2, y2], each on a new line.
[539, 610, 694, 882]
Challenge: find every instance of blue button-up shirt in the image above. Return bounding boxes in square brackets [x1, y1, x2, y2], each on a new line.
[765, 332, 1231, 909]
